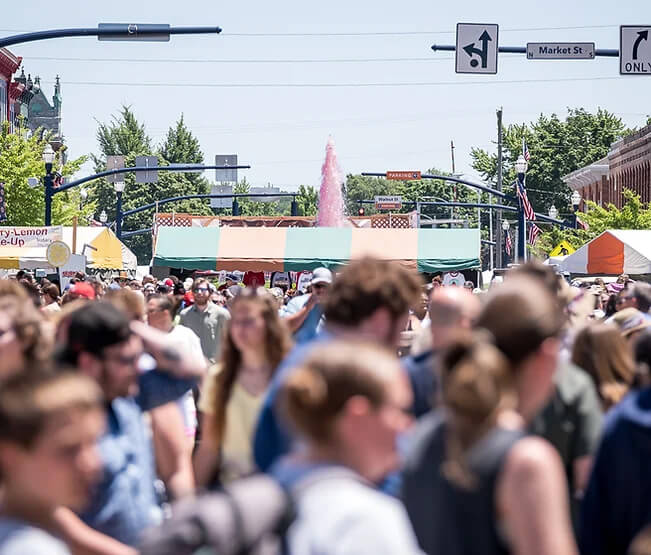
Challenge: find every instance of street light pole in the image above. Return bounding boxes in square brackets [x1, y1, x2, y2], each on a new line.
[42, 144, 55, 226]
[514, 155, 528, 263]
[114, 180, 125, 238]
[571, 190, 582, 229]
[0, 24, 221, 49]
[501, 219, 510, 265]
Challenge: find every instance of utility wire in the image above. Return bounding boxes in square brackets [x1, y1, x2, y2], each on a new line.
[41, 76, 625, 88]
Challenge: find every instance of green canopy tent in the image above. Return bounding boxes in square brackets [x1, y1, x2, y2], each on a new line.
[153, 227, 480, 273]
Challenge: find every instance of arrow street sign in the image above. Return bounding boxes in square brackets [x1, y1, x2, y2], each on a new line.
[386, 171, 421, 180]
[526, 42, 595, 60]
[456, 23, 498, 74]
[620, 26, 651, 74]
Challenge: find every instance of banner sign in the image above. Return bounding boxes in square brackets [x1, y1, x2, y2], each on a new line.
[0, 226, 62, 248]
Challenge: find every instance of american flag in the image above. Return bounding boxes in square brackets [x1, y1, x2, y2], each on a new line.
[516, 177, 536, 221]
[577, 217, 589, 231]
[528, 222, 541, 246]
[505, 231, 512, 256]
[523, 138, 530, 162]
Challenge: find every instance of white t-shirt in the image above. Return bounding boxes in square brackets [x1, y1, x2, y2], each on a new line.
[0, 518, 70, 555]
[287, 472, 424, 555]
[168, 325, 203, 437]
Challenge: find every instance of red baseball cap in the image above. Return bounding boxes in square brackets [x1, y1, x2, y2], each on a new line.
[70, 282, 96, 300]
[164, 278, 174, 287]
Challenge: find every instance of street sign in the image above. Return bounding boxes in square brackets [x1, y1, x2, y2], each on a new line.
[386, 171, 421, 181]
[98, 23, 170, 42]
[135, 156, 158, 183]
[250, 186, 282, 202]
[106, 155, 125, 184]
[455, 23, 498, 74]
[375, 196, 403, 211]
[526, 42, 595, 60]
[210, 184, 233, 209]
[215, 155, 238, 183]
[550, 240, 576, 257]
[620, 26, 651, 74]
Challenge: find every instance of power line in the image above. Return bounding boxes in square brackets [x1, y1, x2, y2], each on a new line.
[25, 55, 451, 64]
[0, 24, 618, 37]
[41, 76, 625, 88]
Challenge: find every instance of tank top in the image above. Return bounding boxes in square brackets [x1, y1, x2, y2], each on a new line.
[403, 414, 525, 555]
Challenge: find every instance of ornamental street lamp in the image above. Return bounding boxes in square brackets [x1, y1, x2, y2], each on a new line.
[114, 180, 125, 238]
[548, 205, 558, 220]
[42, 144, 55, 226]
[514, 155, 528, 262]
[501, 219, 510, 264]
[571, 190, 582, 229]
[99, 210, 107, 225]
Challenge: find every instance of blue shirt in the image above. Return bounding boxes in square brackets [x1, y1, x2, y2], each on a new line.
[79, 370, 196, 546]
[282, 295, 324, 344]
[579, 387, 651, 555]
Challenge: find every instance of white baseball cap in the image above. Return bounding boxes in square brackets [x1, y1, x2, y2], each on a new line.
[311, 267, 333, 286]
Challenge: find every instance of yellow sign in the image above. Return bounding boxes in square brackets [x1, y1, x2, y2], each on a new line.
[46, 240, 71, 268]
[550, 240, 576, 257]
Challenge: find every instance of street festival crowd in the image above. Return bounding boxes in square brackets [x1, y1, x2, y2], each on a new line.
[1, 260, 651, 554]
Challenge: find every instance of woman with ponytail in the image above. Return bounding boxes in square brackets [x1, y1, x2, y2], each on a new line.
[274, 340, 423, 554]
[194, 288, 292, 487]
[403, 277, 577, 555]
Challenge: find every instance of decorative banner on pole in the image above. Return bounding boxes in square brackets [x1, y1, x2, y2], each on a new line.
[0, 183, 6, 222]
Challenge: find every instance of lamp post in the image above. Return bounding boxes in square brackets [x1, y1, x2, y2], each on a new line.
[114, 180, 125, 238]
[501, 219, 510, 265]
[571, 190, 582, 229]
[99, 210, 107, 226]
[42, 144, 55, 226]
[514, 155, 528, 262]
[79, 187, 88, 210]
[548, 205, 558, 220]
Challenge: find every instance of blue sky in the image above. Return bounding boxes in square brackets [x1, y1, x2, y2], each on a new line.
[5, 0, 651, 191]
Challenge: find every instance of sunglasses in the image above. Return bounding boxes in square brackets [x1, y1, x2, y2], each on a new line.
[194, 287, 210, 293]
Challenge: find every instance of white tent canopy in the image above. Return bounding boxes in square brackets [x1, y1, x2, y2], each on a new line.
[560, 230, 651, 275]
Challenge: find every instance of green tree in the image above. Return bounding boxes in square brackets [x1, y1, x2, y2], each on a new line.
[231, 179, 290, 217]
[0, 122, 90, 226]
[533, 189, 651, 257]
[90, 107, 212, 263]
[295, 185, 318, 216]
[471, 108, 630, 217]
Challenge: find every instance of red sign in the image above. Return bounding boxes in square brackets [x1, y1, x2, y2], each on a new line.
[386, 171, 421, 181]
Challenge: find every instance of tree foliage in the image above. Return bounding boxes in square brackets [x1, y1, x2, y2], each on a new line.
[90, 107, 212, 263]
[471, 108, 630, 217]
[0, 122, 90, 226]
[532, 189, 651, 257]
[295, 185, 318, 216]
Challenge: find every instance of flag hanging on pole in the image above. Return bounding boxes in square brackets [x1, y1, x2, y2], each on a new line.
[505, 231, 512, 256]
[528, 222, 541, 246]
[576, 216, 589, 231]
[0, 183, 6, 222]
[516, 177, 536, 221]
[522, 137, 530, 162]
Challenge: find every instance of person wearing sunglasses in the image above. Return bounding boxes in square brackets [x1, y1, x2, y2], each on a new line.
[179, 278, 231, 363]
[281, 268, 332, 345]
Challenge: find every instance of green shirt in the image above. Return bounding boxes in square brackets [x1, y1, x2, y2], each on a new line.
[179, 302, 230, 362]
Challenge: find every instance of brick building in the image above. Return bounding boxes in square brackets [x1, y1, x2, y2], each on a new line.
[563, 123, 651, 209]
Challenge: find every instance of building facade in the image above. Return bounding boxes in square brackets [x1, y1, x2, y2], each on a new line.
[27, 75, 63, 150]
[564, 123, 651, 209]
[0, 48, 24, 132]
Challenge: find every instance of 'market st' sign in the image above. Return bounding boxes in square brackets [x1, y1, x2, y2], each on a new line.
[526, 42, 595, 60]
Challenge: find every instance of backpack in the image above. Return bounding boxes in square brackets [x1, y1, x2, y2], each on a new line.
[139, 474, 294, 555]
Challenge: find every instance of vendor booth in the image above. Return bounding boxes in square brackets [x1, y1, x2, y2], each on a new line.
[152, 227, 481, 273]
[0, 226, 137, 271]
[559, 230, 651, 275]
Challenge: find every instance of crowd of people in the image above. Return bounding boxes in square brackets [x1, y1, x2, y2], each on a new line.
[0, 259, 651, 554]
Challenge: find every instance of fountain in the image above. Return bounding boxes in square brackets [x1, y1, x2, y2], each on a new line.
[316, 137, 345, 227]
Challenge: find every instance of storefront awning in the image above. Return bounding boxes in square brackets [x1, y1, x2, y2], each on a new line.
[153, 227, 480, 273]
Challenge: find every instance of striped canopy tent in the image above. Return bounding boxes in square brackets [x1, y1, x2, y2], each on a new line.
[0, 227, 137, 271]
[153, 227, 481, 272]
[559, 230, 651, 275]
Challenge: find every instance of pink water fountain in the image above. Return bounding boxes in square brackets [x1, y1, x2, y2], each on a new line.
[316, 137, 345, 227]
